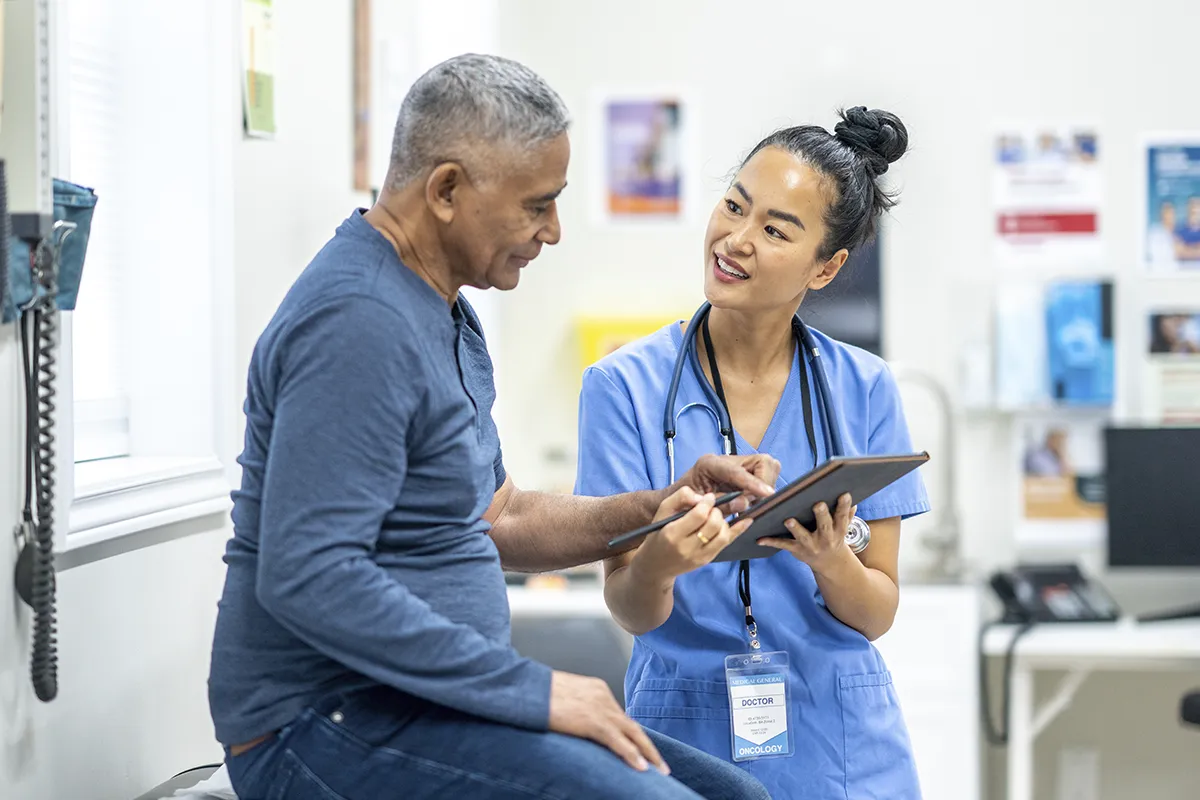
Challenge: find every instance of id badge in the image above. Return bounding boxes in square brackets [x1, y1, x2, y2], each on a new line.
[725, 651, 792, 762]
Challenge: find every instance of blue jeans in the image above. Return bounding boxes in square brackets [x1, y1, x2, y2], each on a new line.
[226, 686, 769, 800]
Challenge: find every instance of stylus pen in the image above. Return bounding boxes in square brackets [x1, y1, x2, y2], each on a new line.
[607, 490, 745, 548]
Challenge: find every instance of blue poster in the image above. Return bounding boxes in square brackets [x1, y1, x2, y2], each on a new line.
[1145, 143, 1200, 272]
[1045, 281, 1113, 406]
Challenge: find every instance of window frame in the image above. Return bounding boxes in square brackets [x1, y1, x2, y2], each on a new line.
[47, 0, 239, 566]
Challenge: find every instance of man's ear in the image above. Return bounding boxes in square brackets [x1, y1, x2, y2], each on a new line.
[808, 249, 849, 291]
[425, 162, 465, 224]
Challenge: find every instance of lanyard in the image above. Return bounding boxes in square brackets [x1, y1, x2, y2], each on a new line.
[700, 314, 819, 649]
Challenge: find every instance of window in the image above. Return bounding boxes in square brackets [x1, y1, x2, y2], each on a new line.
[52, 0, 236, 557]
[63, 0, 128, 463]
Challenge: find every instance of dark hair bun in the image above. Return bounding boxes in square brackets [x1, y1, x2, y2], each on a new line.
[833, 107, 908, 177]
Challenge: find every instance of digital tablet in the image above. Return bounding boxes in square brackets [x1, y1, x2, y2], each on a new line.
[711, 452, 929, 563]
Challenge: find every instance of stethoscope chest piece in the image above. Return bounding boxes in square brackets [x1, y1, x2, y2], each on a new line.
[845, 516, 871, 554]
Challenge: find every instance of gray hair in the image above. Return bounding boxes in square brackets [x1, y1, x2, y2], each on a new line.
[388, 53, 570, 188]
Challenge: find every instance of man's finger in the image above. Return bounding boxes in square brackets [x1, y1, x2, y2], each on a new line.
[709, 456, 775, 497]
[620, 716, 670, 775]
[748, 455, 782, 488]
[604, 728, 650, 772]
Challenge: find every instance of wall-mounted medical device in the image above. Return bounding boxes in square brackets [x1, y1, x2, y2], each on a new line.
[3, 159, 98, 703]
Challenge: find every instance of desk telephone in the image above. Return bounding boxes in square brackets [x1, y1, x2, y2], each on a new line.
[989, 563, 1121, 624]
[980, 563, 1122, 746]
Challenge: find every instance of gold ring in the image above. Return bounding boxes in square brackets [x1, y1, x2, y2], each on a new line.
[697, 532, 711, 545]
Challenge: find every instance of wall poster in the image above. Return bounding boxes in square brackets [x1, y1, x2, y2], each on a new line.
[1145, 310, 1200, 423]
[590, 89, 697, 226]
[241, 0, 277, 139]
[993, 125, 1102, 267]
[1142, 136, 1200, 274]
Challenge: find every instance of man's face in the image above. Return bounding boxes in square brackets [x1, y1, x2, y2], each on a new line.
[1162, 202, 1177, 230]
[447, 134, 569, 291]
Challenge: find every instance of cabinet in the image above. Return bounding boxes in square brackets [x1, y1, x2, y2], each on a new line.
[874, 583, 983, 800]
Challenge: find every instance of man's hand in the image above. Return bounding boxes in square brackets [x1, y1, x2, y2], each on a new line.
[669, 453, 780, 513]
[548, 671, 670, 775]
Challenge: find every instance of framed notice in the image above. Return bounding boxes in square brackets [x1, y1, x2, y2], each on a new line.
[1141, 135, 1200, 275]
[589, 88, 699, 226]
[241, 0, 277, 139]
[993, 125, 1102, 267]
[1145, 309, 1200, 424]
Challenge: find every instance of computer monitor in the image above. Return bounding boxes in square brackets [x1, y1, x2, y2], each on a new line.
[801, 235, 882, 356]
[1103, 426, 1200, 568]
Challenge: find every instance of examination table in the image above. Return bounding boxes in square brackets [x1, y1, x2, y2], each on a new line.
[135, 593, 632, 798]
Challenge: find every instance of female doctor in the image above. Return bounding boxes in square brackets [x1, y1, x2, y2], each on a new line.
[574, 107, 930, 799]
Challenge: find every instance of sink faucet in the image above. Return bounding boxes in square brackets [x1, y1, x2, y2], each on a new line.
[887, 363, 964, 582]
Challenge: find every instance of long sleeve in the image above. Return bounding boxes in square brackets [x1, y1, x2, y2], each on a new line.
[254, 295, 551, 731]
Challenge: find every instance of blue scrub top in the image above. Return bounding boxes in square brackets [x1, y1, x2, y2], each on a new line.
[574, 320, 930, 799]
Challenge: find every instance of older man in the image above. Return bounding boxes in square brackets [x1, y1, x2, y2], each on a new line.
[208, 54, 776, 799]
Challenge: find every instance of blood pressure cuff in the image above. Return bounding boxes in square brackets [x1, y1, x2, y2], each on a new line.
[3, 178, 98, 323]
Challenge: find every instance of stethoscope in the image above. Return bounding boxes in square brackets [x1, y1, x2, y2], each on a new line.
[662, 302, 871, 556]
[663, 301, 871, 649]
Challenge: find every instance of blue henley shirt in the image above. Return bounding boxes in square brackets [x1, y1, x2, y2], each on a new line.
[208, 210, 549, 746]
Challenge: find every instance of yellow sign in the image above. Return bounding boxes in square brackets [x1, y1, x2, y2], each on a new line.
[575, 316, 679, 371]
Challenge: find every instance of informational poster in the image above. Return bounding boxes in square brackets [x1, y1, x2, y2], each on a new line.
[1145, 310, 1200, 423]
[993, 125, 1102, 266]
[1148, 311, 1200, 354]
[1146, 362, 1200, 424]
[994, 279, 1114, 409]
[241, 0, 277, 139]
[591, 90, 695, 225]
[1143, 137, 1200, 273]
[606, 98, 681, 215]
[1018, 416, 1106, 521]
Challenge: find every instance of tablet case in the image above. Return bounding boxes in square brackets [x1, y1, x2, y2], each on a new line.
[711, 452, 930, 563]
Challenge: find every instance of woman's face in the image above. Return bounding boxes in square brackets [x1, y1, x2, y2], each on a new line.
[702, 146, 847, 314]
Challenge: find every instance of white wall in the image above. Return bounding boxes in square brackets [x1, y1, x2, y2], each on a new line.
[2, 0, 1197, 797]
[234, 3, 372, 382]
[489, 0, 1200, 797]
[0, 2, 367, 798]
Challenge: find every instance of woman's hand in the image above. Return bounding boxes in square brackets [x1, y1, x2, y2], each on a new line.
[759, 492, 856, 574]
[630, 488, 753, 583]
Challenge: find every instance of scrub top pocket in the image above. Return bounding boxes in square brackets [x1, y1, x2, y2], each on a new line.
[837, 671, 922, 800]
[626, 678, 732, 760]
